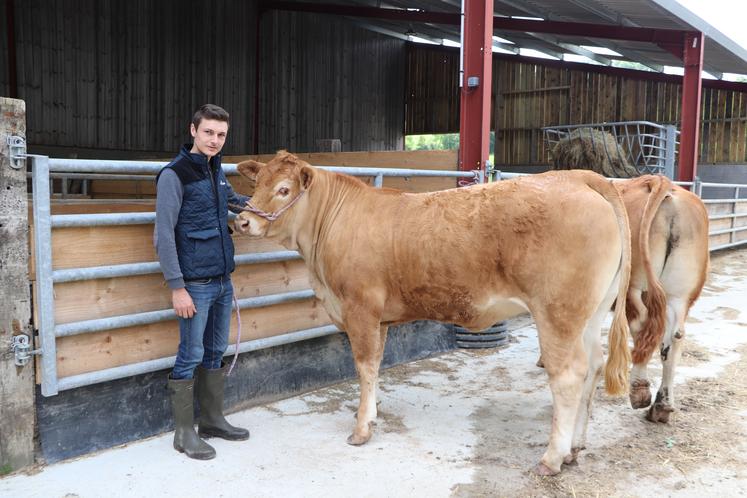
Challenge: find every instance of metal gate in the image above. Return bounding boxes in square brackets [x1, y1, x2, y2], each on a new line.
[28, 155, 480, 396]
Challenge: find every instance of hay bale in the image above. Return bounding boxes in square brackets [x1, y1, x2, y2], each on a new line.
[550, 129, 640, 178]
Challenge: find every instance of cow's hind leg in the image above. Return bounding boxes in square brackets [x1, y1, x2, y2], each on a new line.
[628, 288, 653, 409]
[345, 312, 386, 445]
[533, 316, 587, 476]
[566, 306, 607, 465]
[647, 298, 687, 423]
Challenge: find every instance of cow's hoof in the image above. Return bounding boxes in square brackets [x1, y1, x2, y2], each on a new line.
[629, 380, 652, 409]
[536, 357, 545, 369]
[646, 403, 674, 423]
[346, 430, 372, 446]
[533, 462, 560, 476]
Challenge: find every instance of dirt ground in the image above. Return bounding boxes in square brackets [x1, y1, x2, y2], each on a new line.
[1, 248, 746, 498]
[452, 249, 747, 497]
[452, 248, 747, 498]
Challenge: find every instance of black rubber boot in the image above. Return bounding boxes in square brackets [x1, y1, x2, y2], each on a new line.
[196, 364, 250, 441]
[168, 376, 216, 460]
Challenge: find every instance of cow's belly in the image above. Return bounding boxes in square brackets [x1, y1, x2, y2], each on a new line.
[386, 288, 528, 330]
[464, 296, 529, 330]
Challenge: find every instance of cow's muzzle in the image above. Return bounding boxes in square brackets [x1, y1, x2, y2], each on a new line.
[230, 191, 304, 232]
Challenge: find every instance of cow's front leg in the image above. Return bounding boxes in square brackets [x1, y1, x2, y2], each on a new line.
[344, 311, 386, 446]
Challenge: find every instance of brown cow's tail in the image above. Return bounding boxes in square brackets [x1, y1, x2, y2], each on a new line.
[584, 173, 632, 396]
[630, 176, 671, 365]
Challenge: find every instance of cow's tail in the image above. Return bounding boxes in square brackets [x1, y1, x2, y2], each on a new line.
[584, 173, 632, 396]
[630, 176, 671, 365]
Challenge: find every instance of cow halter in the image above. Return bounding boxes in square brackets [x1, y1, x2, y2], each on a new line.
[230, 190, 305, 222]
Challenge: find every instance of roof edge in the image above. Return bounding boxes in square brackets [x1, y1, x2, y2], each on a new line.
[649, 0, 747, 70]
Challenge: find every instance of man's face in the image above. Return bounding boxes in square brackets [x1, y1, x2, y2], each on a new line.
[190, 118, 228, 159]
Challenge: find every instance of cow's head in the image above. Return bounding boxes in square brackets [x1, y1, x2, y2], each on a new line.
[234, 150, 315, 238]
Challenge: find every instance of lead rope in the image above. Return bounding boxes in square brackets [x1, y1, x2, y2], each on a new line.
[226, 191, 304, 376]
[228, 190, 304, 222]
[227, 293, 241, 376]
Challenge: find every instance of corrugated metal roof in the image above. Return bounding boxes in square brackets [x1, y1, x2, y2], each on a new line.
[288, 0, 747, 77]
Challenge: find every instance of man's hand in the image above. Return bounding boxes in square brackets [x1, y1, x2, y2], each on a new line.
[172, 288, 197, 318]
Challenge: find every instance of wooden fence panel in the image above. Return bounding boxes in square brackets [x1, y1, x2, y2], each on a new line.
[53, 260, 311, 323]
[54, 298, 331, 379]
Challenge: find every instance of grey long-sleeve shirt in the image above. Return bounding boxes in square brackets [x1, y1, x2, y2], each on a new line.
[154, 168, 249, 289]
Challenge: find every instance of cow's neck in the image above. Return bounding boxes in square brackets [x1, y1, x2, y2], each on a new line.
[292, 169, 359, 273]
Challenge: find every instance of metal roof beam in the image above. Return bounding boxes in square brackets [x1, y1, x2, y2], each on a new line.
[263, 1, 461, 25]
[491, 17, 685, 58]
[549, 0, 661, 65]
[494, 0, 668, 72]
[513, 42, 565, 61]
[526, 33, 612, 65]
[264, 1, 689, 60]
[428, 24, 519, 53]
[352, 20, 434, 43]
[559, 0, 726, 74]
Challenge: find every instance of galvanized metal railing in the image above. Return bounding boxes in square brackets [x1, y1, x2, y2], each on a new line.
[543, 120, 680, 178]
[31, 155, 479, 396]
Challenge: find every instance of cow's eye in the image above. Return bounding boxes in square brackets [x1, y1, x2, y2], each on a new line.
[278, 187, 289, 196]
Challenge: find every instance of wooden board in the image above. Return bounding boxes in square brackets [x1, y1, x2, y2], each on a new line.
[41, 225, 284, 271]
[53, 259, 312, 323]
[51, 298, 332, 380]
[28, 199, 155, 216]
[89, 179, 156, 198]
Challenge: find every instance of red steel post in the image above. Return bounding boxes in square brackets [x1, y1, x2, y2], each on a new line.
[458, 0, 493, 176]
[678, 32, 704, 182]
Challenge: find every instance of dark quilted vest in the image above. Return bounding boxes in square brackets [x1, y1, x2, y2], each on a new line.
[158, 146, 235, 280]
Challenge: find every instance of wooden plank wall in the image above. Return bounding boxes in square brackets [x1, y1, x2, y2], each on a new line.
[12, 0, 258, 155]
[30, 150, 458, 382]
[405, 45, 747, 166]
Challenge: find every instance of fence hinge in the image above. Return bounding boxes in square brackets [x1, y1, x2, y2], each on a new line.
[6, 135, 27, 170]
[12, 334, 41, 367]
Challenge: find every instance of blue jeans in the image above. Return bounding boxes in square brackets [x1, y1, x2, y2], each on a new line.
[172, 276, 234, 379]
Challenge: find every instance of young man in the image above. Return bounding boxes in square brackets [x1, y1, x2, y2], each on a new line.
[154, 104, 250, 460]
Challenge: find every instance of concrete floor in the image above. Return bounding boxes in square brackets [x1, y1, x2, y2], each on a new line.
[2, 248, 746, 498]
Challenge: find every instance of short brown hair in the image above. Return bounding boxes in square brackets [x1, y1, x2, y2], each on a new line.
[192, 104, 230, 129]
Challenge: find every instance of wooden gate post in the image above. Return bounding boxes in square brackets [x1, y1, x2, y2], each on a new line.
[0, 97, 35, 473]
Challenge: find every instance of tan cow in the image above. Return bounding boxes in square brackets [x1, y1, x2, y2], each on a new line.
[234, 151, 632, 475]
[620, 175, 710, 423]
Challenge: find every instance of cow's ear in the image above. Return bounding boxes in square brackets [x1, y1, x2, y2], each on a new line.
[237, 160, 264, 181]
[300, 165, 315, 190]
